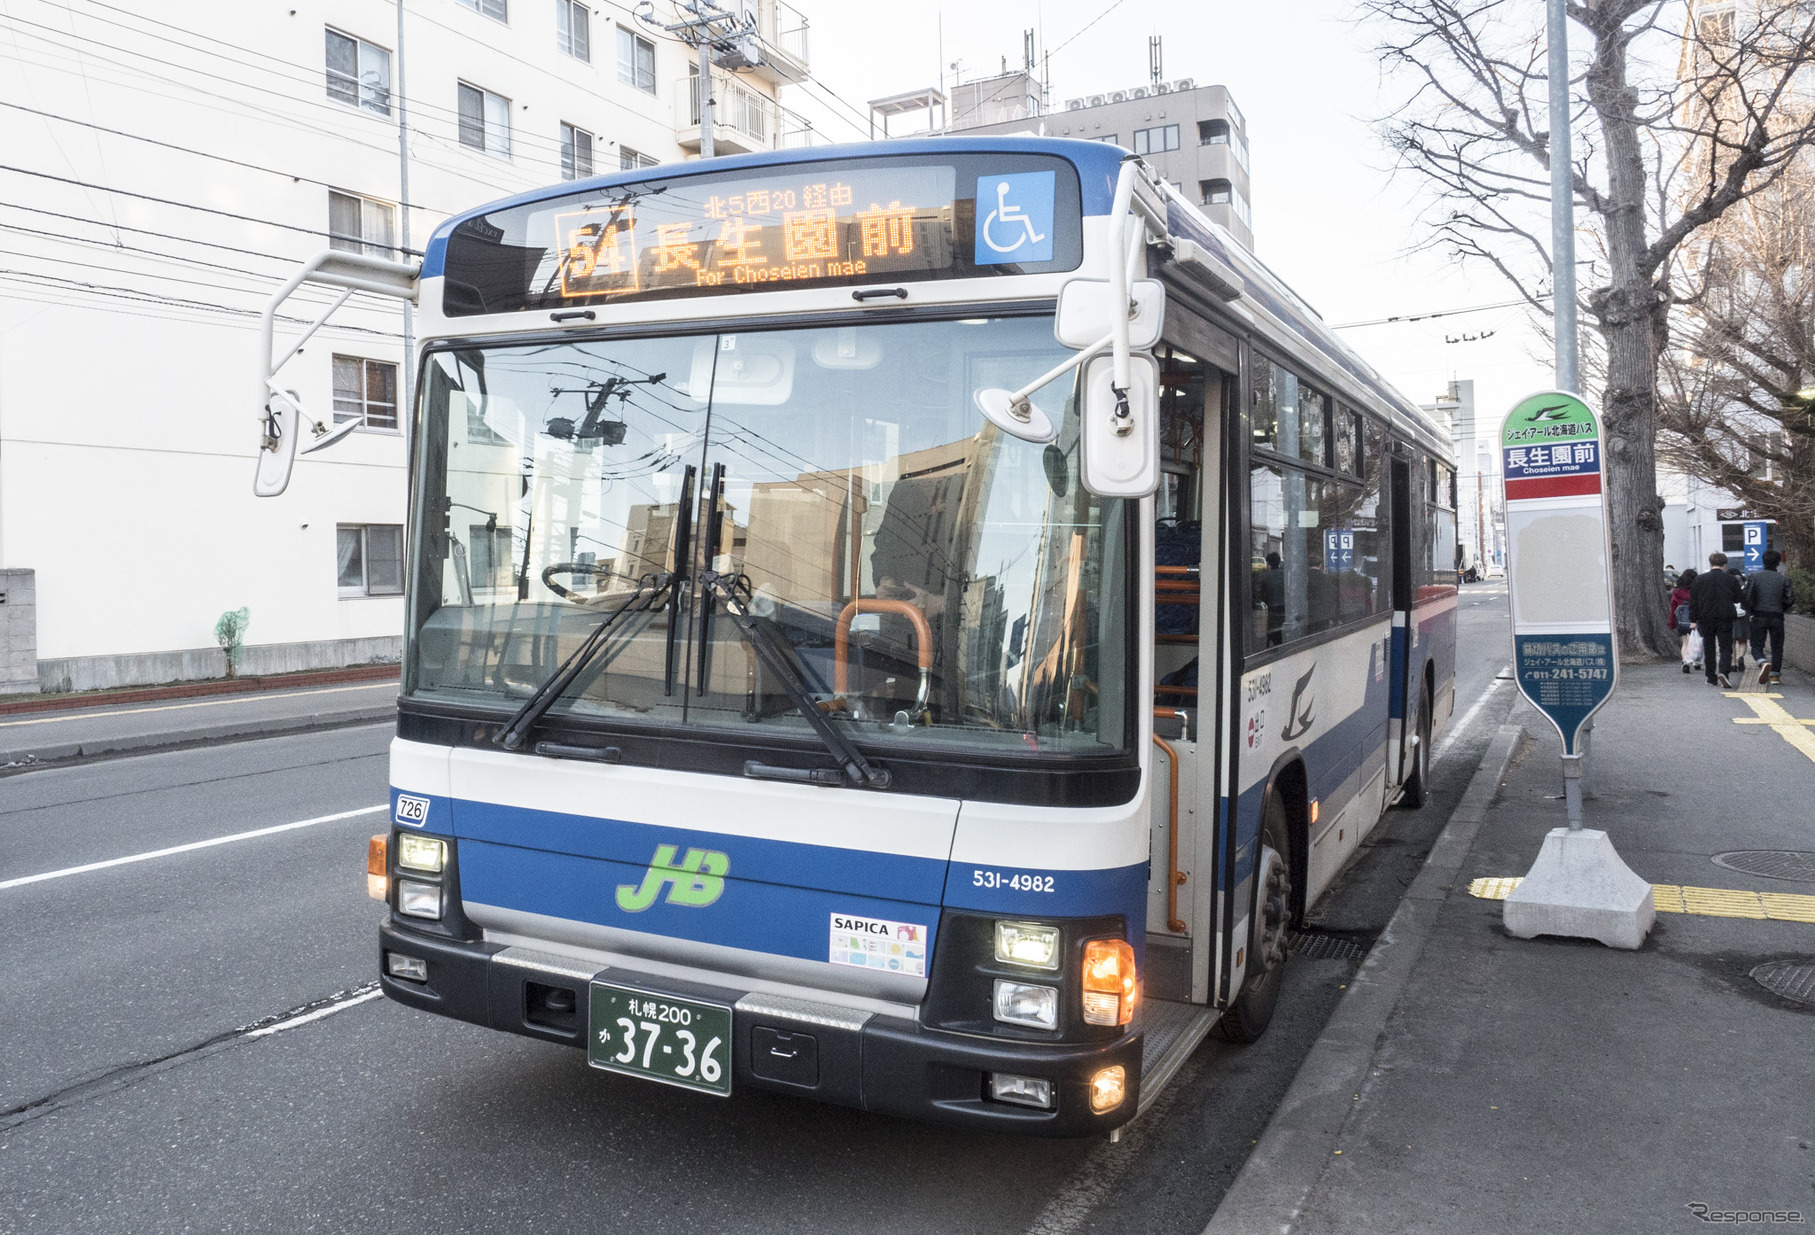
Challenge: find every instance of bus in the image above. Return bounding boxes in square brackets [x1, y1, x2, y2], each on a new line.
[256, 137, 1458, 1137]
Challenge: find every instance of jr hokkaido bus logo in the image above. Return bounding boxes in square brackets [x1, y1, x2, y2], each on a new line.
[616, 844, 730, 912]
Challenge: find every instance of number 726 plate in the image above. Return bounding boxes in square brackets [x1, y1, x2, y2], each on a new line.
[587, 981, 732, 1096]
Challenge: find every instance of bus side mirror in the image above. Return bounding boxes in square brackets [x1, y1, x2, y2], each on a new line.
[1079, 354, 1160, 498]
[254, 391, 301, 498]
[1054, 278, 1165, 350]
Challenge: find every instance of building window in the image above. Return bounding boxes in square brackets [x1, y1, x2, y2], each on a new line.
[325, 29, 390, 115]
[619, 146, 660, 170]
[458, 0, 508, 21]
[557, 0, 590, 61]
[1132, 124, 1179, 155]
[617, 27, 656, 93]
[1231, 189, 1252, 227]
[338, 525, 404, 597]
[332, 356, 399, 431]
[1200, 178, 1232, 206]
[458, 82, 512, 158]
[1199, 119, 1229, 146]
[1090, 133, 1120, 144]
[559, 123, 595, 180]
[328, 190, 395, 257]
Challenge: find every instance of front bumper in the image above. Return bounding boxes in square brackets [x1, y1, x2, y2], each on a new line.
[379, 920, 1144, 1137]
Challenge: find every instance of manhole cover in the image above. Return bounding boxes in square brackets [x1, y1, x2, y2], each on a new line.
[1712, 851, 1815, 883]
[1751, 961, 1815, 1006]
[1289, 931, 1367, 962]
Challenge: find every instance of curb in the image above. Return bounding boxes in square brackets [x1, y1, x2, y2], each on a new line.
[0, 706, 396, 773]
[1202, 718, 1529, 1235]
[0, 663, 400, 716]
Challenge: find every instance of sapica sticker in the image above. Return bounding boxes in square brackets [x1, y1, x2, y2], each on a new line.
[828, 913, 926, 977]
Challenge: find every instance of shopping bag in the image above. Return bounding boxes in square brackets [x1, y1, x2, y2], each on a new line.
[1685, 629, 1704, 664]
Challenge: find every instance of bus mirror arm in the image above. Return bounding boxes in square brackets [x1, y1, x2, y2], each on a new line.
[255, 249, 420, 498]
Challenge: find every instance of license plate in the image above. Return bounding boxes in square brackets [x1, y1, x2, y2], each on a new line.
[587, 981, 732, 1096]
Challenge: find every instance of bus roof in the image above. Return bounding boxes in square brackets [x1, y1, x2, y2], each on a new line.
[420, 136, 1452, 459]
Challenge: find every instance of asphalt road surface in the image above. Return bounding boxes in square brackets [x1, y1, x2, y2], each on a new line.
[0, 586, 1513, 1234]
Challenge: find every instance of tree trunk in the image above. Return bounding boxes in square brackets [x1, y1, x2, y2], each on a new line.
[1583, 8, 1676, 661]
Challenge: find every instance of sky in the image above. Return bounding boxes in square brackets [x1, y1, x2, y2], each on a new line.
[785, 0, 1555, 427]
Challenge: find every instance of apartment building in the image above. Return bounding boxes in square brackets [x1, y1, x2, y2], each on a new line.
[0, 0, 807, 692]
[945, 71, 1254, 250]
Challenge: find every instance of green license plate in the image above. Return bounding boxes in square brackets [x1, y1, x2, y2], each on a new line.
[587, 981, 732, 1096]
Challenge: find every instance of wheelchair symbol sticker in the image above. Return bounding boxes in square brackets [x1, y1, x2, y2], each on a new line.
[974, 171, 1055, 265]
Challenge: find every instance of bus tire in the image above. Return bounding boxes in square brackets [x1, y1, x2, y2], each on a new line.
[1400, 686, 1432, 808]
[1218, 793, 1292, 1044]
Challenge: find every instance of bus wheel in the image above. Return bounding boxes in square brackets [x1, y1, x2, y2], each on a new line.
[1218, 793, 1292, 1044]
[1401, 689, 1432, 808]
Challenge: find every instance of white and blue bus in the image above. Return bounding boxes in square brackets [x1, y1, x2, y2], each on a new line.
[257, 137, 1457, 1136]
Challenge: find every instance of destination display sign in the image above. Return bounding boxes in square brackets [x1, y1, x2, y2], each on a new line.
[438, 153, 1083, 317]
[555, 166, 954, 299]
[1501, 391, 1619, 756]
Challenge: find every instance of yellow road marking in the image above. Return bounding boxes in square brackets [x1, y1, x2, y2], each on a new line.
[0, 681, 397, 728]
[1468, 877, 1815, 923]
[1725, 694, 1815, 765]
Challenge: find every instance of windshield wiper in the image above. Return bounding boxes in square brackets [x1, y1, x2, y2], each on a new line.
[696, 570, 891, 790]
[494, 572, 674, 752]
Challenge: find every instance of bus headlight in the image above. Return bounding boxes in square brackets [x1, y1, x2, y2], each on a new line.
[397, 879, 442, 920]
[994, 921, 1060, 970]
[993, 979, 1059, 1029]
[1082, 938, 1137, 1026]
[1090, 1065, 1127, 1113]
[397, 834, 446, 873]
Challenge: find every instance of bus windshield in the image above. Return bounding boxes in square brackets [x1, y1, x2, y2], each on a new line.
[406, 314, 1133, 757]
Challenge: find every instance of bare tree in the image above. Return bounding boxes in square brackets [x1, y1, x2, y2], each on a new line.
[1662, 162, 1815, 567]
[1364, 0, 1815, 658]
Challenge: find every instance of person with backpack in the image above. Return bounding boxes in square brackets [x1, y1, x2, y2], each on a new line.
[1726, 564, 1751, 674]
[1743, 550, 1796, 686]
[1670, 568, 1698, 673]
[1690, 553, 1745, 687]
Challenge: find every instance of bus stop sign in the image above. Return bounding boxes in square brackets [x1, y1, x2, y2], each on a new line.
[1501, 391, 1619, 758]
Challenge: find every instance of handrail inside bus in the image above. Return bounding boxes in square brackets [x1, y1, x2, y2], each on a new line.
[833, 598, 933, 714]
[1152, 706, 1189, 934]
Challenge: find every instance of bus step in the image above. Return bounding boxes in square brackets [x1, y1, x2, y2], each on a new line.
[1136, 998, 1218, 1117]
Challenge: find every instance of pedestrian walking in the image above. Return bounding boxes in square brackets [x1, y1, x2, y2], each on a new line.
[1664, 564, 1679, 589]
[1690, 553, 1744, 688]
[1670, 569, 1698, 673]
[1743, 550, 1796, 686]
[1727, 564, 1750, 673]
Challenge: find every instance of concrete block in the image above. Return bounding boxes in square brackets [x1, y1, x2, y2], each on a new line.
[1504, 827, 1655, 950]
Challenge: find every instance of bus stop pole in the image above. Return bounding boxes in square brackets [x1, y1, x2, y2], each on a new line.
[1550, 0, 1585, 815]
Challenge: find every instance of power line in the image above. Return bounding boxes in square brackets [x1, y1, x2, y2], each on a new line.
[0, 200, 314, 265]
[0, 162, 413, 249]
[0, 268, 403, 335]
[1331, 294, 1550, 330]
[1048, 0, 1130, 59]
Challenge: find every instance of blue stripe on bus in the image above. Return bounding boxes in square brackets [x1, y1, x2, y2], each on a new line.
[457, 837, 944, 968]
[449, 797, 951, 904]
[940, 859, 1148, 922]
[422, 137, 1127, 280]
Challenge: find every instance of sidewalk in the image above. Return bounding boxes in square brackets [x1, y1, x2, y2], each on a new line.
[1208, 663, 1815, 1234]
[0, 679, 398, 770]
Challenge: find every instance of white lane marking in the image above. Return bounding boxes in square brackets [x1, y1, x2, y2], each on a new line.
[245, 986, 384, 1038]
[0, 804, 386, 890]
[1433, 669, 1509, 762]
[0, 681, 398, 728]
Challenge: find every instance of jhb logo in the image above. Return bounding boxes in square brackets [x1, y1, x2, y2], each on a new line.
[615, 844, 729, 912]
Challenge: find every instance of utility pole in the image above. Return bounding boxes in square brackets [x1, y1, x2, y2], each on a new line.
[1547, 0, 1578, 393]
[643, 0, 761, 162]
[396, 0, 415, 455]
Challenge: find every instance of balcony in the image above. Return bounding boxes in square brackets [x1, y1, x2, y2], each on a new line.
[676, 72, 815, 155]
[745, 0, 809, 86]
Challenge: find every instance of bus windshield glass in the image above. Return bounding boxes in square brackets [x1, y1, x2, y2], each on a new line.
[406, 314, 1133, 756]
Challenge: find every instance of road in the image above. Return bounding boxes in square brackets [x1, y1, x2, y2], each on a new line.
[0, 586, 1513, 1235]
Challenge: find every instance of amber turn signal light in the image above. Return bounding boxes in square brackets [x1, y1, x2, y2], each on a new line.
[366, 834, 388, 901]
[1081, 938, 1137, 1026]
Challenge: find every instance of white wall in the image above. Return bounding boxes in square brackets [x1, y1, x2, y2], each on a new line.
[0, 0, 786, 671]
